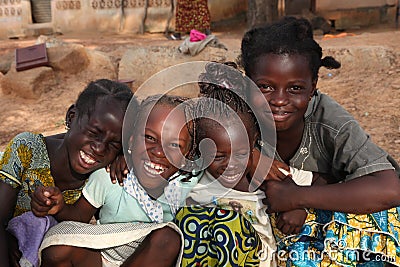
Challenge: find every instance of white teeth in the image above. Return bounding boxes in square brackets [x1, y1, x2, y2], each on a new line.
[220, 172, 242, 182]
[144, 160, 167, 175]
[80, 151, 96, 165]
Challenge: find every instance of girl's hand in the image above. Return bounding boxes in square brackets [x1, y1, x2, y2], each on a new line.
[268, 159, 290, 181]
[106, 154, 128, 186]
[30, 186, 65, 217]
[276, 209, 307, 235]
[264, 177, 300, 213]
[251, 149, 291, 191]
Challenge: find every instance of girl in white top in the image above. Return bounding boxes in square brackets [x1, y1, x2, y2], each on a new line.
[175, 62, 314, 267]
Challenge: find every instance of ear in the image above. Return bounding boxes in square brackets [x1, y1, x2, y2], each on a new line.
[310, 79, 318, 99]
[65, 104, 77, 128]
[250, 127, 260, 150]
[128, 135, 135, 150]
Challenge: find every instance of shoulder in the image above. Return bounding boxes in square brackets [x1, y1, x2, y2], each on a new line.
[9, 132, 45, 146]
[86, 168, 113, 186]
[2, 132, 47, 161]
[307, 92, 361, 133]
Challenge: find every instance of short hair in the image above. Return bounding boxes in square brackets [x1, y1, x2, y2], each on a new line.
[240, 16, 341, 81]
[75, 79, 133, 120]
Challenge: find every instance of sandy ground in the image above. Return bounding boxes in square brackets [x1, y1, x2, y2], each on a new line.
[0, 21, 399, 163]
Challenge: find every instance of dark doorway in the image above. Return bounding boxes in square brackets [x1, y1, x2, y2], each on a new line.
[31, 0, 52, 23]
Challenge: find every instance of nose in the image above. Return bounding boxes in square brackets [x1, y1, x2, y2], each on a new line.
[150, 144, 166, 158]
[269, 89, 289, 107]
[91, 140, 106, 155]
[225, 158, 243, 171]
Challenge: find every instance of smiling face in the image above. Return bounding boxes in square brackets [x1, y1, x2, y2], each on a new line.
[130, 104, 192, 193]
[248, 53, 316, 133]
[201, 118, 256, 191]
[66, 98, 125, 177]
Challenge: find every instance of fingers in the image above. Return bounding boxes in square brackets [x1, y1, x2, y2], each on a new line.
[276, 209, 307, 235]
[277, 214, 295, 235]
[116, 159, 128, 185]
[274, 160, 289, 171]
[107, 155, 128, 186]
[293, 226, 302, 234]
[30, 186, 61, 217]
[31, 186, 55, 206]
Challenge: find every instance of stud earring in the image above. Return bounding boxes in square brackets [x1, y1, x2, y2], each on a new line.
[127, 148, 132, 154]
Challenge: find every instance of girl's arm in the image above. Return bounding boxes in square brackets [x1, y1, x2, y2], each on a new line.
[265, 169, 400, 214]
[31, 186, 97, 223]
[0, 182, 18, 267]
[106, 153, 129, 186]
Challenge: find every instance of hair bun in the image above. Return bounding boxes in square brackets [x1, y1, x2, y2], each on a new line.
[321, 56, 341, 69]
[199, 62, 244, 96]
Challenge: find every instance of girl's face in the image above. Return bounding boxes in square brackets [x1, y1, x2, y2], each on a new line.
[66, 98, 124, 177]
[130, 104, 192, 192]
[248, 53, 316, 133]
[203, 121, 255, 190]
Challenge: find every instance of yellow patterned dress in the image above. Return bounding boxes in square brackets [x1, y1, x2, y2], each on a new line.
[0, 132, 83, 218]
[175, 206, 261, 267]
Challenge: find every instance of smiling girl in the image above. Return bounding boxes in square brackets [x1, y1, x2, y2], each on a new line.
[0, 79, 133, 267]
[241, 16, 400, 266]
[31, 94, 198, 267]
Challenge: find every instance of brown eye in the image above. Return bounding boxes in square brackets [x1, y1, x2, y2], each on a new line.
[110, 142, 121, 151]
[258, 84, 273, 92]
[144, 135, 156, 142]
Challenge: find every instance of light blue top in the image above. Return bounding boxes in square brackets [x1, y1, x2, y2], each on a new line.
[83, 168, 199, 224]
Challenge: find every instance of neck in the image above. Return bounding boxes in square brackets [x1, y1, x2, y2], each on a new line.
[45, 135, 87, 191]
[233, 173, 252, 192]
[145, 186, 165, 200]
[276, 121, 305, 162]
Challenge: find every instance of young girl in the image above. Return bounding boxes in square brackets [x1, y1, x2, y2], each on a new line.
[31, 94, 199, 267]
[0, 79, 133, 267]
[175, 62, 316, 267]
[240, 17, 400, 266]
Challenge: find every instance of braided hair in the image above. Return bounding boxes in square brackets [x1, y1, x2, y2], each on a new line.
[123, 94, 197, 178]
[75, 79, 133, 121]
[196, 62, 259, 148]
[240, 16, 341, 81]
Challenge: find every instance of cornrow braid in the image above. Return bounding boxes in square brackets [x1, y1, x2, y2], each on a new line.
[123, 94, 198, 179]
[196, 62, 259, 146]
[240, 16, 341, 80]
[75, 79, 133, 121]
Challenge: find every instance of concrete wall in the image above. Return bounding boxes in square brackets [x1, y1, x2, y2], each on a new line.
[208, 0, 247, 22]
[0, 0, 247, 39]
[316, 0, 398, 29]
[0, 0, 398, 39]
[316, 0, 397, 11]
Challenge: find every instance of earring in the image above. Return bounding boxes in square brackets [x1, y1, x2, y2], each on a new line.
[127, 148, 132, 154]
[64, 121, 70, 131]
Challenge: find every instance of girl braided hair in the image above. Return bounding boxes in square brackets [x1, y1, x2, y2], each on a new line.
[196, 62, 260, 155]
[240, 16, 341, 81]
[123, 94, 198, 179]
[74, 79, 133, 121]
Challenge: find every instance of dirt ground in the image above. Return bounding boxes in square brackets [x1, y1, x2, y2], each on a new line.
[0, 21, 399, 163]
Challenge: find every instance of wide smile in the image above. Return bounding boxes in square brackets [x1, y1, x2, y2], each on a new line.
[143, 160, 168, 175]
[272, 111, 291, 122]
[219, 172, 243, 183]
[79, 150, 97, 166]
